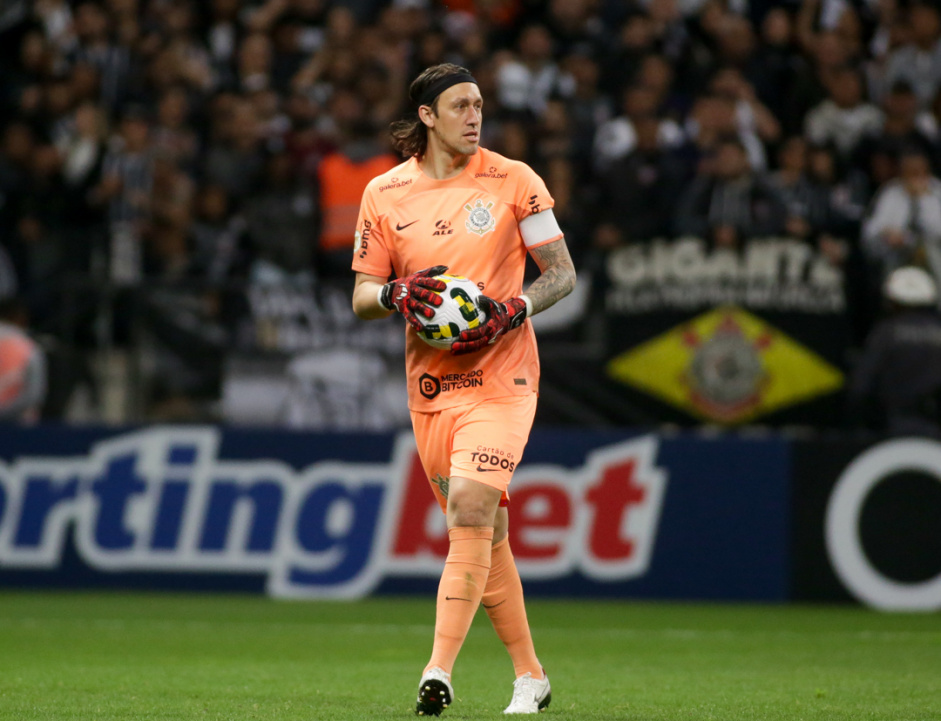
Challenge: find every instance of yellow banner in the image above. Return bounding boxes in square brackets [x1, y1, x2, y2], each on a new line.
[606, 305, 844, 424]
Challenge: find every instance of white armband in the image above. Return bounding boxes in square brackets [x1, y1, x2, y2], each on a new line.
[520, 294, 534, 317]
[377, 284, 391, 310]
[519, 208, 563, 248]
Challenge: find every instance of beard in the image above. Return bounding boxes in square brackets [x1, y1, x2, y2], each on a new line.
[430, 125, 478, 157]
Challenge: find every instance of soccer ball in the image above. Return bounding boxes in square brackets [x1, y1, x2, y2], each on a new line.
[417, 275, 487, 350]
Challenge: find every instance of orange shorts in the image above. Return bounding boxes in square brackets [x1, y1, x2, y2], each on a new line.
[410, 393, 538, 513]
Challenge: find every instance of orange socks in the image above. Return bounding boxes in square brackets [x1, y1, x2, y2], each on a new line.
[425, 526, 494, 675]
[481, 536, 542, 679]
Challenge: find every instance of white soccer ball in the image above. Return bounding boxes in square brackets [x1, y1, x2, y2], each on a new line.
[417, 275, 487, 350]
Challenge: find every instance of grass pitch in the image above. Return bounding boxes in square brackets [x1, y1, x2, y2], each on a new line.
[0, 592, 938, 720]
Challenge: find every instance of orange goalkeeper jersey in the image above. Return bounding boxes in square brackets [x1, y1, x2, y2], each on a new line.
[352, 147, 561, 412]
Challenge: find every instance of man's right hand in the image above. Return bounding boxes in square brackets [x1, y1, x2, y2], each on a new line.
[379, 265, 449, 330]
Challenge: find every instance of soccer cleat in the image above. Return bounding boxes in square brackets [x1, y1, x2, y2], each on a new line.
[415, 666, 454, 716]
[503, 669, 551, 714]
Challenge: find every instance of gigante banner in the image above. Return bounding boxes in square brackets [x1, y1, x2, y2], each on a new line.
[0, 427, 938, 610]
[598, 237, 852, 426]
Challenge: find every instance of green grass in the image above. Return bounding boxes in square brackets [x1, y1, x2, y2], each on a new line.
[0, 592, 939, 720]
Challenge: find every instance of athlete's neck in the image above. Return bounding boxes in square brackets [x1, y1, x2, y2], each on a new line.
[419, 146, 474, 180]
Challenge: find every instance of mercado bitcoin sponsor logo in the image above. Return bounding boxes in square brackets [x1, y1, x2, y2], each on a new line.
[607, 306, 843, 424]
[419, 370, 483, 399]
[418, 373, 441, 400]
[0, 428, 669, 599]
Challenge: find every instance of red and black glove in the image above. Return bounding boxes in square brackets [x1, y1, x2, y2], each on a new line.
[451, 295, 528, 355]
[378, 265, 449, 330]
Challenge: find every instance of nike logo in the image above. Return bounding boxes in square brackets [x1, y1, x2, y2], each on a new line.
[445, 596, 472, 602]
[396, 220, 419, 231]
[481, 600, 505, 609]
[476, 465, 499, 472]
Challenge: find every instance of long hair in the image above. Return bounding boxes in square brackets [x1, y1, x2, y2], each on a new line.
[390, 63, 473, 158]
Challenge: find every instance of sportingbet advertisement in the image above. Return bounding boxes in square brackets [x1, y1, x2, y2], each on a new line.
[0, 426, 788, 602]
[1, 426, 938, 610]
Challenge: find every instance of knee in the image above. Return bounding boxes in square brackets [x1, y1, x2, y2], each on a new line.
[446, 479, 501, 528]
[448, 498, 495, 528]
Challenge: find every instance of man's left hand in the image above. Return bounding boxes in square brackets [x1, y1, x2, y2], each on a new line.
[451, 295, 528, 355]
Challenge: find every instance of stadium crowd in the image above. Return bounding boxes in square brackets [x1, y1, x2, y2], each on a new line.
[2, 0, 941, 429]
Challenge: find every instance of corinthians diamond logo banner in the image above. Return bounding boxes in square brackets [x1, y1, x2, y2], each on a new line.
[606, 306, 844, 424]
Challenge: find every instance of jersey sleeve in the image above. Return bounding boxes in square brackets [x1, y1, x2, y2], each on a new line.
[513, 163, 562, 249]
[351, 182, 392, 278]
[513, 162, 555, 224]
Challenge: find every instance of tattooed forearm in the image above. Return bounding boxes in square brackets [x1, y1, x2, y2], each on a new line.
[524, 239, 576, 314]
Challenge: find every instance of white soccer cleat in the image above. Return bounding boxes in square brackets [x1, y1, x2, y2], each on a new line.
[415, 666, 454, 716]
[503, 669, 551, 714]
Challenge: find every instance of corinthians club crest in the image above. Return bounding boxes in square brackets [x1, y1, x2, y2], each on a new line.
[464, 199, 496, 235]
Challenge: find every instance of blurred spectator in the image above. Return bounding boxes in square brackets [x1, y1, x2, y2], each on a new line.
[56, 101, 108, 189]
[0, 121, 37, 238]
[244, 151, 316, 286]
[495, 24, 573, 118]
[316, 117, 397, 276]
[594, 113, 688, 248]
[847, 265, 941, 436]
[145, 215, 193, 281]
[91, 104, 155, 285]
[751, 7, 800, 125]
[562, 49, 613, 179]
[0, 298, 47, 424]
[203, 95, 266, 199]
[712, 12, 758, 75]
[645, 0, 692, 66]
[543, 0, 608, 57]
[69, 0, 133, 108]
[593, 82, 683, 172]
[679, 90, 765, 172]
[804, 64, 883, 159]
[151, 86, 201, 172]
[771, 135, 834, 242]
[786, 30, 854, 136]
[673, 135, 788, 247]
[853, 80, 938, 187]
[150, 153, 195, 232]
[601, 11, 657, 96]
[709, 65, 780, 155]
[156, 0, 216, 95]
[862, 146, 941, 286]
[532, 97, 577, 166]
[2, 28, 52, 118]
[204, 0, 244, 87]
[9, 143, 71, 325]
[33, 0, 74, 55]
[237, 32, 275, 93]
[54, 101, 109, 283]
[805, 141, 869, 239]
[881, 2, 941, 109]
[636, 52, 686, 120]
[189, 184, 247, 281]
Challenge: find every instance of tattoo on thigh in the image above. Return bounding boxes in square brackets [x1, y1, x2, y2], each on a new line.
[431, 473, 450, 498]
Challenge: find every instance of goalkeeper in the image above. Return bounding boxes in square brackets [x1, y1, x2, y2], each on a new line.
[351, 63, 575, 716]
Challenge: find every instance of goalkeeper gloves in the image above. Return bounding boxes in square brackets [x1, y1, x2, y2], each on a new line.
[451, 295, 529, 355]
[378, 265, 449, 331]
